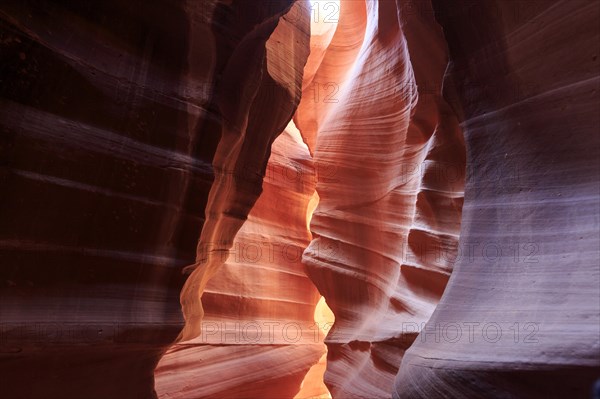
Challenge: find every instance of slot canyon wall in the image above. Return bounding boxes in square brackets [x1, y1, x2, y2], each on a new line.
[0, 0, 598, 399]
[395, 0, 600, 397]
[155, 121, 328, 398]
[296, 0, 466, 397]
[0, 0, 312, 398]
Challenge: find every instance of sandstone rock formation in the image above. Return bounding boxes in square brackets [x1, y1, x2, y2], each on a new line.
[1, 0, 598, 398]
[395, 1, 600, 397]
[0, 0, 310, 398]
[297, 0, 465, 396]
[177, 0, 311, 344]
[155, 122, 328, 399]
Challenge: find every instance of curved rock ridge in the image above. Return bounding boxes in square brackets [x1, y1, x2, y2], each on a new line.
[0, 0, 311, 398]
[178, 0, 311, 343]
[156, 121, 328, 398]
[295, 0, 367, 154]
[2, 0, 598, 398]
[395, 0, 600, 398]
[296, 0, 465, 397]
[156, 1, 324, 398]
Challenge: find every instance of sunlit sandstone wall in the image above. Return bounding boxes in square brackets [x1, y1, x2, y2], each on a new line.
[296, 0, 466, 397]
[155, 1, 325, 398]
[3, 0, 597, 398]
[178, 0, 310, 343]
[155, 122, 328, 399]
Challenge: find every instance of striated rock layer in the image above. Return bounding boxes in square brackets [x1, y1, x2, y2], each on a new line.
[0, 0, 310, 398]
[1, 0, 598, 398]
[178, 0, 311, 343]
[297, 0, 465, 397]
[155, 1, 325, 399]
[395, 0, 600, 398]
[155, 122, 327, 399]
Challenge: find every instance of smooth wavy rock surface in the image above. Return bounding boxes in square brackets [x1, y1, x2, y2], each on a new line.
[0, 0, 309, 398]
[155, 123, 327, 399]
[394, 0, 600, 398]
[155, 1, 323, 399]
[1, 0, 598, 398]
[297, 0, 465, 397]
[178, 0, 311, 343]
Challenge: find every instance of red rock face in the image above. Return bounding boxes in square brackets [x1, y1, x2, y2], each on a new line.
[176, 0, 311, 344]
[1, 0, 598, 398]
[297, 1, 465, 396]
[0, 0, 311, 398]
[155, 122, 327, 398]
[153, 2, 328, 397]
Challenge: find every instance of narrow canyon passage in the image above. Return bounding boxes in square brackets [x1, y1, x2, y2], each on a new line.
[156, 3, 341, 398]
[1, 0, 597, 398]
[296, 0, 466, 396]
[157, 0, 466, 397]
[155, 119, 331, 398]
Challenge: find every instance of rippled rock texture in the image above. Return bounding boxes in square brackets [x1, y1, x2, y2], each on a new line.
[395, 1, 600, 397]
[297, 0, 466, 396]
[0, 0, 309, 397]
[1, 0, 599, 398]
[155, 122, 328, 398]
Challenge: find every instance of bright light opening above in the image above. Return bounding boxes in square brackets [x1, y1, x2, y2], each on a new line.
[309, 0, 340, 36]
